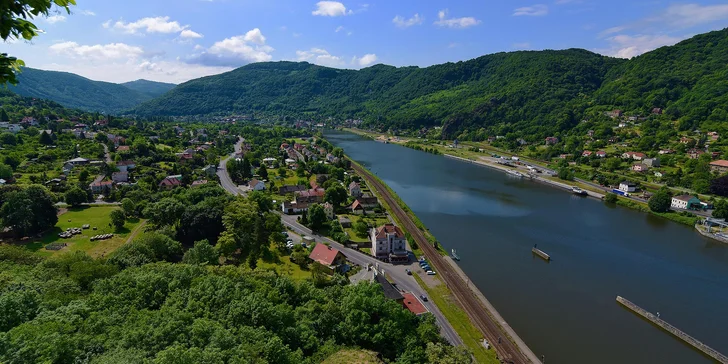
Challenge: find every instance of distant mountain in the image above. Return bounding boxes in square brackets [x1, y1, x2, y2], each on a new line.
[9, 68, 153, 114]
[121, 79, 176, 98]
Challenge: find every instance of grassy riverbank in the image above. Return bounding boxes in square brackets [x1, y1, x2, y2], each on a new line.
[611, 197, 700, 226]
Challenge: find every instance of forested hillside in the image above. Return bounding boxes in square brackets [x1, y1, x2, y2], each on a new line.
[121, 79, 176, 98]
[9, 68, 154, 114]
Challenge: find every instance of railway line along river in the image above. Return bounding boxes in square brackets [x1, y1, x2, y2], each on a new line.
[326, 130, 728, 364]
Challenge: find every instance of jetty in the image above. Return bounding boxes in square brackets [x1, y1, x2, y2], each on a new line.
[531, 247, 550, 261]
[616, 296, 728, 364]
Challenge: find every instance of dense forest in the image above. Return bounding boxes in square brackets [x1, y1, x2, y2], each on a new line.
[9, 68, 173, 114]
[132, 28, 728, 139]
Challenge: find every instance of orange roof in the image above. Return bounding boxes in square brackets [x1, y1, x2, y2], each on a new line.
[401, 292, 428, 315]
[374, 224, 405, 239]
[710, 160, 728, 167]
[308, 244, 343, 266]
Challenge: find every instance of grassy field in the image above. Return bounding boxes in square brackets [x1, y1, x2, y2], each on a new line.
[413, 274, 498, 364]
[24, 206, 143, 258]
[256, 246, 311, 280]
[322, 349, 382, 364]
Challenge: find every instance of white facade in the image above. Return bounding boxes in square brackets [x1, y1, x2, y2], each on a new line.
[370, 225, 407, 259]
[671, 197, 689, 209]
[619, 182, 637, 193]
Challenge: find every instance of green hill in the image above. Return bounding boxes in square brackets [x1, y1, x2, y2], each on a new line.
[9, 68, 153, 114]
[121, 79, 176, 98]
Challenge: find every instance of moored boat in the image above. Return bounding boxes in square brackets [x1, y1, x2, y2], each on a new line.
[451, 249, 460, 261]
[572, 186, 587, 196]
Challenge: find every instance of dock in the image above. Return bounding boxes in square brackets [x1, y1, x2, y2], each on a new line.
[616, 296, 728, 364]
[531, 247, 550, 261]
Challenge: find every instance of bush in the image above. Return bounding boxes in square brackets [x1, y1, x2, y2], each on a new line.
[604, 193, 618, 204]
[648, 188, 672, 213]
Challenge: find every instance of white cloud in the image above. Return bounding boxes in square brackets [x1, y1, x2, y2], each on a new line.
[111, 16, 186, 34]
[40, 60, 231, 83]
[393, 13, 423, 28]
[654, 3, 728, 29]
[434, 9, 480, 29]
[353, 53, 377, 67]
[599, 34, 684, 59]
[335, 26, 345, 33]
[79, 10, 96, 16]
[180, 29, 204, 39]
[49, 41, 145, 60]
[513, 4, 549, 16]
[312, 1, 351, 17]
[296, 48, 345, 67]
[193, 44, 204, 51]
[187, 28, 273, 67]
[46, 15, 66, 24]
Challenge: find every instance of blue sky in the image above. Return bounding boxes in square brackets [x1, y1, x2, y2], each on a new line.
[5, 0, 728, 83]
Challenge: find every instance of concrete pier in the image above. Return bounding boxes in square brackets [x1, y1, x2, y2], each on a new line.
[616, 296, 728, 364]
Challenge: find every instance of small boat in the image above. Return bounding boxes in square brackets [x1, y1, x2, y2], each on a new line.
[572, 186, 588, 196]
[506, 169, 523, 178]
[451, 249, 460, 261]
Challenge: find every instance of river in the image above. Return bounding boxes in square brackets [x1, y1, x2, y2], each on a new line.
[326, 130, 728, 364]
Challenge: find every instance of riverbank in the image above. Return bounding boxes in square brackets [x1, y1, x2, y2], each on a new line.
[347, 154, 540, 364]
[695, 223, 728, 245]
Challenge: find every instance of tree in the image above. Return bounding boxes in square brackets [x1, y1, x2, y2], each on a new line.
[0, 185, 57, 237]
[712, 200, 728, 219]
[307, 204, 327, 231]
[38, 131, 52, 145]
[353, 220, 369, 238]
[65, 186, 87, 207]
[0, 132, 16, 146]
[557, 167, 574, 181]
[710, 176, 728, 197]
[121, 198, 135, 216]
[324, 185, 348, 207]
[257, 165, 268, 179]
[182, 239, 220, 265]
[0, 163, 12, 180]
[110, 209, 125, 230]
[248, 190, 273, 212]
[604, 192, 618, 204]
[144, 197, 184, 227]
[0, 109, 8, 122]
[78, 169, 90, 184]
[1, 0, 76, 85]
[648, 187, 672, 213]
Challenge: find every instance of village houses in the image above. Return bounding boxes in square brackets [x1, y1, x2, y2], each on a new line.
[370, 224, 409, 263]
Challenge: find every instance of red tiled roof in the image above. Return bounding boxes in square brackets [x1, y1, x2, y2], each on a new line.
[117, 146, 130, 151]
[710, 160, 728, 167]
[374, 224, 404, 239]
[401, 292, 428, 315]
[351, 200, 363, 210]
[159, 178, 181, 186]
[309, 244, 343, 266]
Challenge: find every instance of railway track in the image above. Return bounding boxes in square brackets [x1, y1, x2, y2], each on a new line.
[351, 162, 532, 364]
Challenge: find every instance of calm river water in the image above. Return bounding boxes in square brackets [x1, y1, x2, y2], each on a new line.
[326, 130, 728, 364]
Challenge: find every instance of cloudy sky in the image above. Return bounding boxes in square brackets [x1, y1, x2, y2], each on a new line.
[5, 0, 728, 84]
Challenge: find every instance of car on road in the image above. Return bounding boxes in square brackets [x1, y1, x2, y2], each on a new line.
[427, 271, 436, 275]
[420, 294, 428, 302]
[405, 269, 411, 275]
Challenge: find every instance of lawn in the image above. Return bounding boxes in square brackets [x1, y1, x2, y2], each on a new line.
[413, 274, 498, 364]
[256, 246, 311, 280]
[340, 213, 389, 244]
[25, 206, 143, 258]
[322, 349, 382, 364]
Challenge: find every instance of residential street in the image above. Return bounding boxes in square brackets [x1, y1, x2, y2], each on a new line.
[217, 137, 245, 196]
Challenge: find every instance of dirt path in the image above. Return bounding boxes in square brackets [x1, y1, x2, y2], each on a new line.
[125, 220, 148, 244]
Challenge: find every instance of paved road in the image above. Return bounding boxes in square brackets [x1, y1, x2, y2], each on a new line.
[279, 214, 463, 346]
[217, 137, 245, 196]
[102, 144, 111, 163]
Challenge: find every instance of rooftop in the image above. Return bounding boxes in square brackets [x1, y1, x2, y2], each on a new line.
[374, 272, 403, 300]
[309, 243, 343, 266]
[401, 292, 428, 315]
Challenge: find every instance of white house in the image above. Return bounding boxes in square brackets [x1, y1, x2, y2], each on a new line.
[671, 195, 701, 210]
[619, 181, 637, 193]
[370, 224, 409, 263]
[7, 124, 23, 133]
[248, 179, 266, 191]
[323, 202, 335, 220]
[66, 157, 89, 166]
[116, 160, 136, 172]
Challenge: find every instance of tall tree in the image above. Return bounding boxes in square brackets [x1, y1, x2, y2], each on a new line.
[65, 186, 87, 207]
[307, 204, 327, 231]
[648, 187, 672, 213]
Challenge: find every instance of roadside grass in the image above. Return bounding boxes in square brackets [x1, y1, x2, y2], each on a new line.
[25, 206, 141, 257]
[413, 273, 498, 364]
[613, 197, 699, 226]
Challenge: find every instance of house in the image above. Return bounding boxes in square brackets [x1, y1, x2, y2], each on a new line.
[654, 171, 663, 178]
[263, 157, 277, 167]
[279, 185, 306, 195]
[202, 164, 217, 177]
[66, 157, 89, 166]
[545, 137, 559, 145]
[295, 188, 325, 203]
[338, 216, 352, 228]
[618, 121, 628, 128]
[708, 132, 720, 141]
[116, 146, 130, 152]
[687, 149, 705, 159]
[7, 124, 23, 133]
[710, 160, 728, 174]
[370, 224, 409, 263]
[323, 202, 335, 220]
[280, 143, 290, 150]
[619, 181, 637, 193]
[349, 182, 362, 197]
[374, 270, 404, 300]
[116, 160, 136, 172]
[89, 180, 113, 194]
[622, 152, 646, 161]
[652, 108, 663, 115]
[21, 116, 38, 126]
[248, 179, 266, 191]
[356, 195, 379, 209]
[671, 195, 701, 210]
[179, 153, 194, 163]
[659, 149, 674, 155]
[281, 201, 310, 215]
[401, 292, 428, 316]
[596, 151, 607, 158]
[642, 158, 660, 167]
[587, 130, 595, 137]
[62, 162, 74, 174]
[308, 244, 347, 272]
[112, 171, 128, 183]
[191, 179, 208, 187]
[632, 163, 649, 172]
[582, 151, 593, 157]
[351, 199, 365, 214]
[159, 175, 182, 190]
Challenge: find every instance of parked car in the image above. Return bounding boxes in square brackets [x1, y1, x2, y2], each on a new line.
[427, 271, 436, 275]
[405, 269, 411, 275]
[420, 294, 428, 302]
